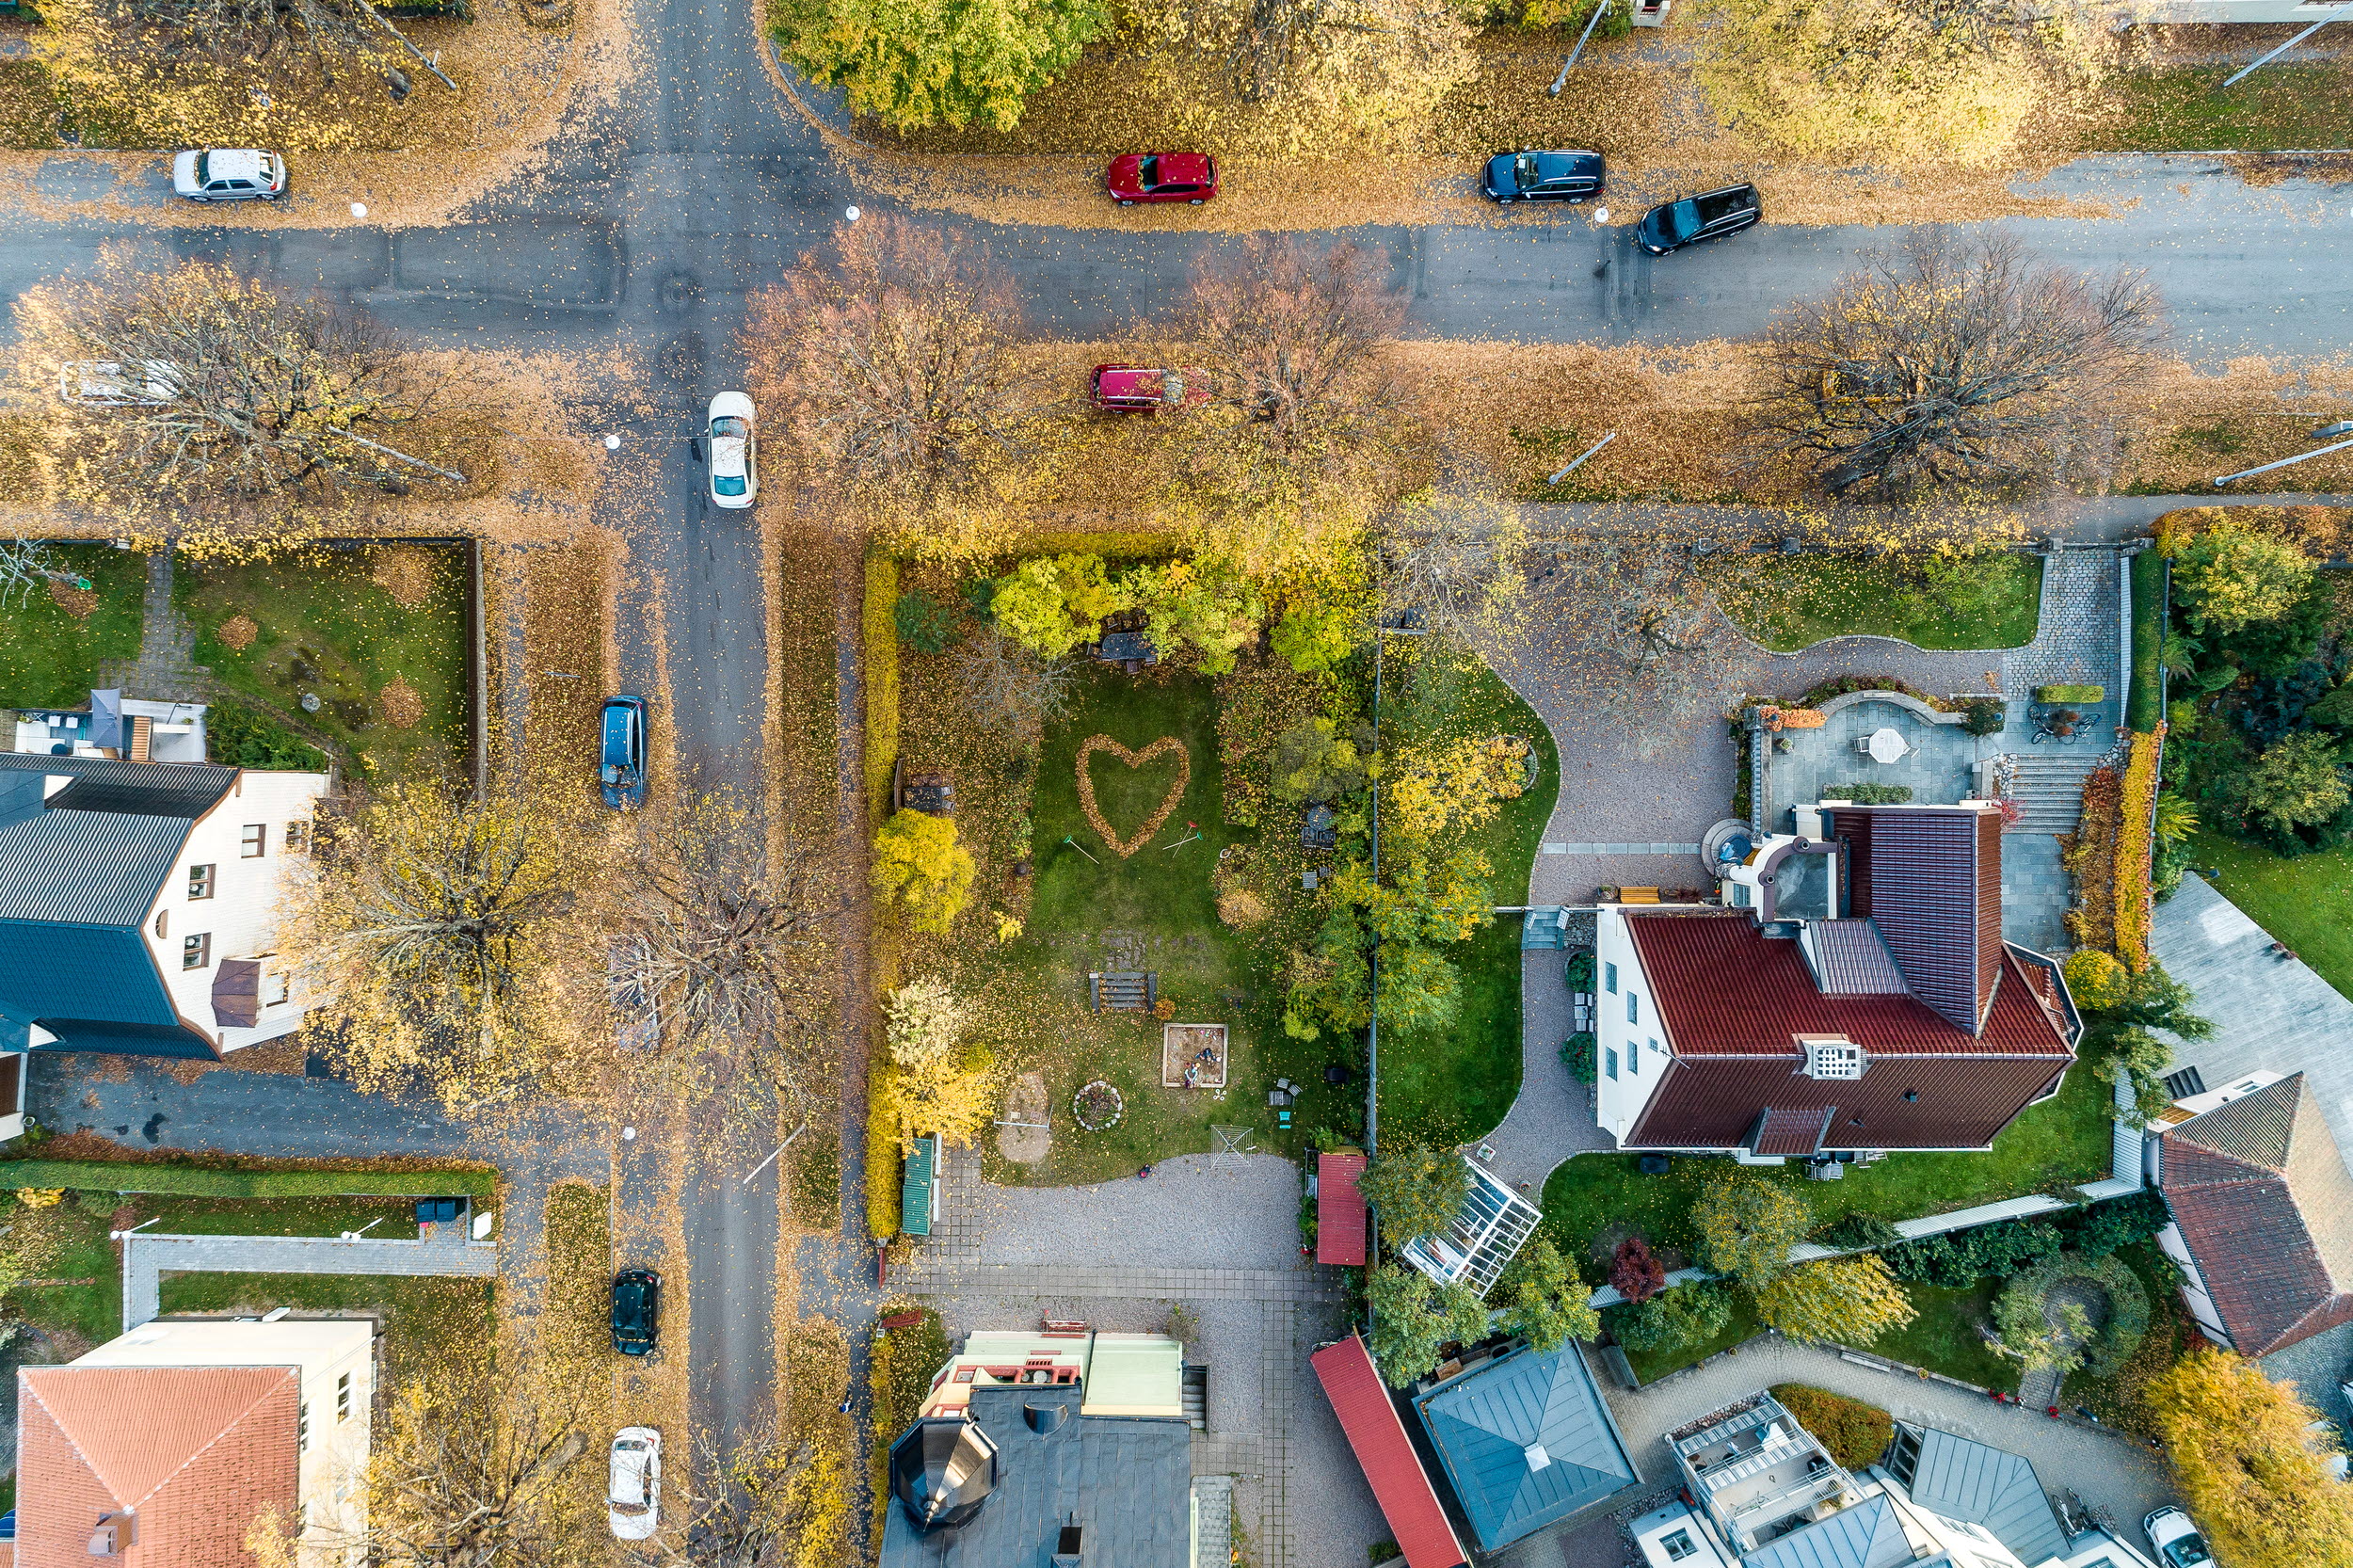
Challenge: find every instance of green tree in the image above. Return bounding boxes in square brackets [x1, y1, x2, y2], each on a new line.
[1755, 1256, 1915, 1345]
[1270, 601, 1358, 673]
[2236, 730, 2351, 840]
[871, 809, 975, 936]
[893, 591, 955, 653]
[769, 0, 1107, 133]
[2145, 1347, 2353, 1568]
[1365, 1265, 1489, 1387]
[1271, 716, 1372, 805]
[1126, 558, 1265, 675]
[1609, 1280, 1734, 1354]
[988, 553, 1131, 658]
[1691, 1176, 1810, 1288]
[2093, 1026, 2179, 1128]
[1992, 1280, 2091, 1376]
[1355, 1144, 1468, 1243]
[1497, 1235, 1600, 1352]
[1281, 851, 1492, 1042]
[2062, 948, 2129, 1013]
[2174, 519, 2316, 635]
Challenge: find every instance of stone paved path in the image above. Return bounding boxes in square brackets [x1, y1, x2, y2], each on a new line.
[96, 550, 208, 702]
[892, 1144, 1380, 1568]
[121, 1228, 499, 1329]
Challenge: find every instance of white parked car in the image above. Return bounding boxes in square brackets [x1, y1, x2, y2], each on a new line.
[607, 1427, 661, 1541]
[56, 360, 179, 407]
[171, 150, 288, 202]
[703, 392, 757, 510]
[2143, 1507, 2211, 1568]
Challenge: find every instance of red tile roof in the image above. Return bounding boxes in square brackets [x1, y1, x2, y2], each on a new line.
[1753, 1107, 1833, 1157]
[1318, 1152, 1369, 1266]
[1311, 1335, 1466, 1568]
[16, 1364, 299, 1568]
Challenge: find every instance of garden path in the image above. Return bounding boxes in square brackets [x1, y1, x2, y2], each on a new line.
[95, 550, 207, 703]
[891, 1142, 1384, 1568]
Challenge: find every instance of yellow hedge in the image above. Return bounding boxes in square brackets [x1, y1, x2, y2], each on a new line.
[2115, 729, 2163, 970]
[866, 1058, 902, 1239]
[863, 552, 899, 824]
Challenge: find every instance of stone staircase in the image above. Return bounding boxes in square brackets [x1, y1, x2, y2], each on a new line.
[1182, 1363, 1208, 1430]
[2005, 753, 2108, 835]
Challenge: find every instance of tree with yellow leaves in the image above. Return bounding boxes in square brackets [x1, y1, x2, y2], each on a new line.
[1386, 734, 1530, 843]
[2144, 1347, 2353, 1568]
[1754, 1256, 1916, 1346]
[1690, 1175, 1810, 1288]
[881, 979, 995, 1154]
[871, 809, 975, 936]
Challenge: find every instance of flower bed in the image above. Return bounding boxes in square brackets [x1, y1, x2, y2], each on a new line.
[2063, 765, 2121, 954]
[1072, 1080, 1125, 1131]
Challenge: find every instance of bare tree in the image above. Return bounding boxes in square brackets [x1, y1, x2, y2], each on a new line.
[745, 217, 1043, 500]
[72, 0, 435, 83]
[606, 791, 832, 1107]
[1527, 532, 1749, 746]
[1379, 492, 1529, 644]
[662, 1421, 831, 1567]
[0, 539, 82, 610]
[26, 263, 460, 524]
[1744, 231, 2163, 499]
[951, 632, 1073, 739]
[1180, 236, 1405, 475]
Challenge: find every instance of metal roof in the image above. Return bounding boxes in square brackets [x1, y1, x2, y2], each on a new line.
[0, 808, 188, 927]
[901, 1134, 936, 1239]
[1318, 1151, 1368, 1266]
[1899, 1427, 2068, 1567]
[0, 752, 236, 809]
[1312, 1335, 1467, 1568]
[1801, 920, 1907, 996]
[1413, 1343, 1638, 1550]
[1737, 1493, 1914, 1568]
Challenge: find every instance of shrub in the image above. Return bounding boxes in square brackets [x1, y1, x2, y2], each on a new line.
[2065, 1191, 2166, 1258]
[990, 553, 1130, 657]
[1608, 1279, 1734, 1354]
[1692, 1175, 1810, 1288]
[1271, 601, 1358, 674]
[2234, 730, 2352, 844]
[1998, 1252, 2150, 1379]
[1497, 1234, 1600, 1351]
[1883, 1217, 2063, 1288]
[2037, 683, 2106, 704]
[1755, 1255, 1916, 1345]
[892, 591, 955, 653]
[1819, 1213, 1904, 1251]
[1561, 1031, 1596, 1084]
[872, 809, 975, 935]
[1565, 951, 1596, 990]
[1822, 782, 1912, 804]
[2172, 517, 2316, 635]
[1610, 1237, 1667, 1304]
[1769, 1384, 1894, 1470]
[1961, 699, 2007, 737]
[2063, 948, 2129, 1012]
[866, 1061, 902, 1238]
[2116, 729, 2162, 968]
[207, 700, 328, 771]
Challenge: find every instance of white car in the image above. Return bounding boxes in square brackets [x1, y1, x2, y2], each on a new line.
[607, 1427, 661, 1541]
[704, 392, 757, 510]
[2143, 1507, 2210, 1568]
[171, 150, 287, 202]
[56, 360, 179, 407]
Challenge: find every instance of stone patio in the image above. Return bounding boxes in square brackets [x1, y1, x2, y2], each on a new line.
[1760, 695, 1990, 823]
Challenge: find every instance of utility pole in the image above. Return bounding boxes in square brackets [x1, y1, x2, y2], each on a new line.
[1549, 0, 1614, 94]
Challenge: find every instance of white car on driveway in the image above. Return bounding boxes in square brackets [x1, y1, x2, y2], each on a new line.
[2143, 1508, 2210, 1568]
[171, 150, 287, 202]
[56, 360, 178, 407]
[607, 1426, 661, 1541]
[704, 392, 757, 510]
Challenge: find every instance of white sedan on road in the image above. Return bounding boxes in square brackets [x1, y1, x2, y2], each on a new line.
[704, 392, 757, 510]
[607, 1427, 661, 1541]
[171, 149, 288, 202]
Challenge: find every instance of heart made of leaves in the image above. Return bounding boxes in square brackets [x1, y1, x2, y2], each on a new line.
[1075, 734, 1192, 858]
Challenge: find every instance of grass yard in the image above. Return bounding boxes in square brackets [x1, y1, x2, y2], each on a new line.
[178, 542, 472, 783]
[1871, 1280, 2015, 1393]
[1622, 1296, 1761, 1384]
[8, 1192, 422, 1347]
[0, 545, 149, 711]
[1716, 553, 2043, 654]
[2187, 829, 2353, 1005]
[2089, 64, 2353, 152]
[156, 1273, 493, 1384]
[1539, 1065, 2111, 1282]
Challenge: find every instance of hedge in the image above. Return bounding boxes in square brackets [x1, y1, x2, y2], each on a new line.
[2115, 729, 2162, 969]
[2036, 684, 2105, 704]
[1822, 782, 1912, 805]
[0, 1160, 494, 1198]
[866, 1061, 902, 1239]
[863, 552, 899, 826]
[2127, 551, 2166, 733]
[1769, 1384, 1893, 1470]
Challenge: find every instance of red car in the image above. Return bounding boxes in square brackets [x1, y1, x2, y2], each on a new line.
[1090, 365, 1209, 414]
[1106, 152, 1218, 206]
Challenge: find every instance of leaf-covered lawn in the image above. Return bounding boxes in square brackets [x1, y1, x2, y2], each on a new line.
[2087, 64, 2353, 153]
[1718, 552, 2043, 654]
[0, 545, 149, 711]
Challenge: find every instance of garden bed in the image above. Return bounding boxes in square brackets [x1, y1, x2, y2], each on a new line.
[1162, 1023, 1228, 1089]
[1717, 553, 2043, 654]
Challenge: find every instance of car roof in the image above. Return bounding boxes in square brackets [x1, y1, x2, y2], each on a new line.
[1097, 366, 1165, 391]
[710, 435, 748, 474]
[1524, 150, 1602, 170]
[1154, 152, 1213, 183]
[206, 150, 270, 180]
[708, 391, 754, 420]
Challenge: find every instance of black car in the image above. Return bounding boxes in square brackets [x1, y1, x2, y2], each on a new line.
[1638, 183, 1762, 255]
[611, 1268, 661, 1356]
[1482, 149, 1606, 204]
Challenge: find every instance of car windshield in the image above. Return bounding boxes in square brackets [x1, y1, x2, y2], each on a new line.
[1663, 199, 1701, 242]
[193, 152, 210, 184]
[610, 1498, 648, 1516]
[710, 415, 749, 440]
[2164, 1537, 2211, 1568]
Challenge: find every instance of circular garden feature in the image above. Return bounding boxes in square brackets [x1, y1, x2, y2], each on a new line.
[1073, 1080, 1126, 1131]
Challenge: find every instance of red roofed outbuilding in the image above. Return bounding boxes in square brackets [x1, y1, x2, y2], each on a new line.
[1317, 1150, 1368, 1266]
[1310, 1334, 1467, 1568]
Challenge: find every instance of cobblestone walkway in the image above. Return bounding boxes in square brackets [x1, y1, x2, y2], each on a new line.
[121, 1228, 498, 1329]
[96, 550, 209, 702]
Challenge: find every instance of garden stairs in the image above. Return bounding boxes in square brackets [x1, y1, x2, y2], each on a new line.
[1089, 971, 1158, 1012]
[2005, 753, 2105, 835]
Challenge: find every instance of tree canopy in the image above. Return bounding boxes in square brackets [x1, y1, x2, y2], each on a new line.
[2173, 518, 2316, 636]
[1690, 1176, 1810, 1288]
[2144, 1347, 2353, 1568]
[1365, 1263, 1488, 1386]
[871, 809, 976, 935]
[1354, 1143, 1468, 1243]
[769, 0, 1106, 131]
[1496, 1235, 1600, 1352]
[1756, 1256, 1916, 1345]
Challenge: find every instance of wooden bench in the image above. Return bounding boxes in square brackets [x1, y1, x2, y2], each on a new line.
[1620, 887, 1661, 904]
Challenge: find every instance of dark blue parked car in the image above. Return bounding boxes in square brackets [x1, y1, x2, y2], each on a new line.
[1638, 183, 1761, 255]
[611, 1267, 661, 1355]
[600, 695, 647, 809]
[1481, 149, 1605, 205]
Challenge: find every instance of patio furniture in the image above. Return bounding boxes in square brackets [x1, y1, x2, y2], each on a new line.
[1859, 727, 1911, 764]
[1620, 886, 1661, 904]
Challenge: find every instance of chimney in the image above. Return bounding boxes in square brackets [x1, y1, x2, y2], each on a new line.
[88, 1509, 136, 1555]
[1052, 1520, 1083, 1566]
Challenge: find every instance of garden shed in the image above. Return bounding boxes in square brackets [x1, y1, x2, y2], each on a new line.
[1316, 1150, 1368, 1266]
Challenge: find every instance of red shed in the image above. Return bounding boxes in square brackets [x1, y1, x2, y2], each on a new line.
[1317, 1150, 1369, 1266]
[1311, 1333, 1466, 1568]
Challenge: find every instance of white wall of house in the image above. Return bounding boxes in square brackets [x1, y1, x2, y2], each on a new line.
[1593, 907, 1669, 1144]
[74, 1317, 375, 1559]
[141, 768, 328, 1051]
[2153, 1220, 2233, 1346]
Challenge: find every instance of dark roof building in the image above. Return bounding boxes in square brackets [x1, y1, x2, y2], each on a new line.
[1596, 804, 2079, 1156]
[1412, 1341, 1639, 1550]
[2155, 1073, 2353, 1359]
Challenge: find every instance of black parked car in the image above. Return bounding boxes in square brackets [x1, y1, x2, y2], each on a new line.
[1482, 149, 1606, 205]
[1637, 183, 1761, 255]
[612, 1268, 661, 1356]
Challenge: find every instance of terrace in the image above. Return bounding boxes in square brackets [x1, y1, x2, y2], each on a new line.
[1671, 1394, 1862, 1553]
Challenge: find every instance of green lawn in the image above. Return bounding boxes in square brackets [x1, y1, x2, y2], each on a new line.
[10, 1193, 421, 1347]
[1624, 1297, 1762, 1384]
[1717, 553, 2042, 654]
[0, 545, 149, 711]
[178, 544, 472, 783]
[2187, 829, 2353, 1004]
[2090, 65, 2353, 152]
[156, 1272, 493, 1384]
[1872, 1280, 2016, 1393]
[1539, 1064, 2111, 1280]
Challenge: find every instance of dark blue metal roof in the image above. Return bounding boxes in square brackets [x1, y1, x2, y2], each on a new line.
[1414, 1343, 1639, 1549]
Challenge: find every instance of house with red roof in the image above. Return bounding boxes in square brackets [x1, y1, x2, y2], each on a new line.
[1594, 803, 2081, 1159]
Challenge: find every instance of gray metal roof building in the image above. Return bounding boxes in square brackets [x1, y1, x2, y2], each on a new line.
[1413, 1342, 1639, 1550]
[1886, 1424, 2069, 1567]
[1738, 1493, 1915, 1568]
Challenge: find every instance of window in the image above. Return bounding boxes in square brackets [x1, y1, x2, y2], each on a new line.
[1627, 1040, 1639, 1074]
[183, 933, 211, 969]
[1627, 993, 1640, 1025]
[1650, 1037, 1661, 1056]
[1802, 1037, 1866, 1080]
[265, 968, 292, 1007]
[186, 863, 216, 899]
[1662, 1528, 1698, 1561]
[338, 1371, 352, 1421]
[153, 908, 168, 939]
[284, 820, 311, 852]
[1605, 1048, 1619, 1080]
[298, 1400, 310, 1453]
[241, 823, 266, 856]
[1605, 962, 1618, 995]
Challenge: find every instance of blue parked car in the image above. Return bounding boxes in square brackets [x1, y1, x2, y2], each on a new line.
[600, 696, 647, 808]
[611, 1268, 661, 1356]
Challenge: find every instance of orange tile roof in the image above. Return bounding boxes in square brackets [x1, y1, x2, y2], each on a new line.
[15, 1365, 300, 1568]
